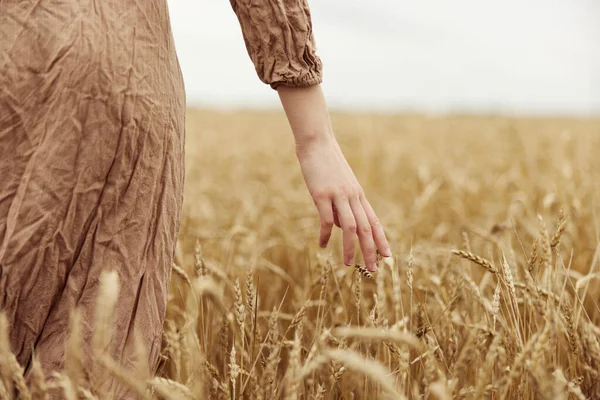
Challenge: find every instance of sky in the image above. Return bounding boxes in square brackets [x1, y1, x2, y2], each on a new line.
[167, 0, 600, 116]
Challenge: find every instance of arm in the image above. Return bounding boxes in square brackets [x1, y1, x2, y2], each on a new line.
[230, 0, 390, 271]
[278, 85, 391, 271]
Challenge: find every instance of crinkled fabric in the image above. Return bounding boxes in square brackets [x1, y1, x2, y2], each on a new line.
[0, 1, 185, 397]
[0, 0, 321, 397]
[230, 0, 323, 89]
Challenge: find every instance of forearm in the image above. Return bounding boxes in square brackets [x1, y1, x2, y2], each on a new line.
[277, 85, 391, 268]
[277, 85, 335, 150]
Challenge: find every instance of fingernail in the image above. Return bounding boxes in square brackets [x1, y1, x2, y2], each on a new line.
[383, 247, 392, 257]
[368, 264, 378, 272]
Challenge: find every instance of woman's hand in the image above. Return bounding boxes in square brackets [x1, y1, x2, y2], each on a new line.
[278, 85, 391, 272]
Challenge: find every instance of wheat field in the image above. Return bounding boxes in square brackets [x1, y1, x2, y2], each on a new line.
[1, 110, 600, 399]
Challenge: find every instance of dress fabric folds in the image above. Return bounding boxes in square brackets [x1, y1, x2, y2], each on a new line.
[0, 0, 321, 397]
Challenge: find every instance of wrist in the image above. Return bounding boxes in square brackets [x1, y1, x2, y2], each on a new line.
[293, 127, 334, 147]
[294, 128, 337, 157]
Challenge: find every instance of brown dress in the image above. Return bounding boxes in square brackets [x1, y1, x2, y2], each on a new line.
[0, 0, 321, 395]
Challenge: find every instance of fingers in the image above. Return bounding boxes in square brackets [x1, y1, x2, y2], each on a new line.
[315, 188, 390, 271]
[332, 204, 341, 228]
[315, 198, 334, 248]
[360, 196, 392, 257]
[333, 197, 357, 266]
[350, 197, 379, 272]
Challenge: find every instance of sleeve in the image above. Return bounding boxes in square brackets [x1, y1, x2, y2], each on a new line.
[229, 0, 323, 89]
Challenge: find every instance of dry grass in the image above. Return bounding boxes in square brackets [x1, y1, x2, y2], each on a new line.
[2, 109, 600, 399]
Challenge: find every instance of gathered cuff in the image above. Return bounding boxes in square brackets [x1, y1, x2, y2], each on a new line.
[269, 68, 323, 90]
[230, 0, 323, 90]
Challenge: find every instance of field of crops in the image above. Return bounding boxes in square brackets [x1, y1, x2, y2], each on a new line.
[2, 110, 600, 399]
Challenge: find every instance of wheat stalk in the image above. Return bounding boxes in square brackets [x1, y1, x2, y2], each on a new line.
[354, 264, 373, 279]
[323, 348, 406, 399]
[451, 250, 496, 273]
[550, 208, 567, 249]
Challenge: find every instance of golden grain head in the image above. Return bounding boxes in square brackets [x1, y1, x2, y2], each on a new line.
[354, 264, 374, 279]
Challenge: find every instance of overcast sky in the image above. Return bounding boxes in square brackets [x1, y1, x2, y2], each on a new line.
[167, 0, 600, 116]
